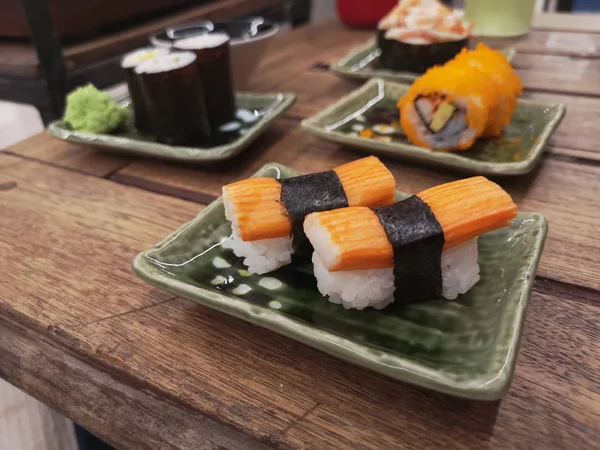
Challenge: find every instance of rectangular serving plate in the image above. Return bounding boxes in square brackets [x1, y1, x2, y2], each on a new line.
[301, 78, 565, 175]
[331, 38, 516, 83]
[47, 92, 295, 163]
[133, 163, 547, 400]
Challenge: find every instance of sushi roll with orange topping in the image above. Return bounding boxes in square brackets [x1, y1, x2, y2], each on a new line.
[399, 44, 522, 150]
[222, 156, 396, 274]
[304, 177, 517, 310]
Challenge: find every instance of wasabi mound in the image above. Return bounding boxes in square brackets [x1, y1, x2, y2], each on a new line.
[63, 84, 128, 134]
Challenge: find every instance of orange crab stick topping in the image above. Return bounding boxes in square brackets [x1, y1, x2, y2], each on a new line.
[417, 176, 517, 248]
[223, 156, 396, 242]
[304, 177, 517, 272]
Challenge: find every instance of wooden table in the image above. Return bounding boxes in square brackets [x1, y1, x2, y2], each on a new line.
[1, 13, 600, 450]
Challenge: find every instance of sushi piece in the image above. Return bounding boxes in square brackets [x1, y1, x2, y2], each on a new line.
[135, 51, 211, 146]
[398, 44, 522, 150]
[399, 63, 497, 150]
[222, 156, 396, 274]
[121, 47, 170, 133]
[174, 33, 236, 131]
[304, 176, 517, 310]
[377, 0, 472, 73]
[452, 44, 523, 137]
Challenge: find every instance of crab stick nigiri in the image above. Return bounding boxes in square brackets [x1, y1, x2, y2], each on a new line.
[222, 156, 396, 274]
[304, 176, 517, 309]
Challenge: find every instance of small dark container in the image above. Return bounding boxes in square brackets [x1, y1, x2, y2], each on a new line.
[377, 29, 467, 73]
[121, 47, 169, 133]
[136, 51, 211, 146]
[174, 33, 236, 131]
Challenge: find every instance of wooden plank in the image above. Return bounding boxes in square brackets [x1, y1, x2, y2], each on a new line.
[0, 154, 201, 329]
[532, 12, 600, 34]
[112, 123, 600, 291]
[4, 132, 132, 177]
[247, 21, 370, 91]
[39, 278, 598, 449]
[0, 318, 271, 450]
[480, 30, 600, 58]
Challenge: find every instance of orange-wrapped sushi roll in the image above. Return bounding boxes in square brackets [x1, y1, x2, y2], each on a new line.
[399, 44, 522, 150]
[452, 44, 523, 137]
[304, 177, 517, 309]
[222, 156, 396, 274]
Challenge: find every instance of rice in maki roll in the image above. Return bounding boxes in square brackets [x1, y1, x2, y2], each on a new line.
[377, 0, 472, 73]
[121, 47, 170, 133]
[135, 51, 211, 146]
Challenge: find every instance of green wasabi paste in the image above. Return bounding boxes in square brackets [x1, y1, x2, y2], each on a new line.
[63, 84, 128, 134]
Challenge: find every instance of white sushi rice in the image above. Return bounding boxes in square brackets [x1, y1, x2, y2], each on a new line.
[222, 190, 293, 275]
[312, 238, 480, 310]
[134, 51, 197, 74]
[121, 46, 170, 69]
[174, 32, 230, 50]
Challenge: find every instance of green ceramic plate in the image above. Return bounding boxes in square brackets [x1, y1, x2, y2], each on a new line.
[301, 78, 565, 175]
[133, 163, 547, 400]
[47, 92, 295, 163]
[331, 38, 516, 83]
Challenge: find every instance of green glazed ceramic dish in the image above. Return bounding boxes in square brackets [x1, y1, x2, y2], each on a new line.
[47, 92, 295, 163]
[133, 163, 548, 400]
[301, 78, 565, 175]
[331, 38, 517, 83]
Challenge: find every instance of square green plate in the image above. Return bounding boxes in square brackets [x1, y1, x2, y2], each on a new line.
[133, 163, 547, 400]
[301, 78, 565, 175]
[331, 38, 516, 83]
[47, 92, 295, 163]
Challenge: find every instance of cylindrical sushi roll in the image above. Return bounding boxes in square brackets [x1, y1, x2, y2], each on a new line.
[174, 33, 236, 131]
[304, 176, 517, 310]
[399, 64, 498, 150]
[451, 44, 523, 137]
[121, 47, 170, 133]
[222, 156, 396, 274]
[377, 0, 472, 73]
[135, 51, 211, 146]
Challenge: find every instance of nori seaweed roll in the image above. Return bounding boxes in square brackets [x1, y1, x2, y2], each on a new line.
[377, 0, 472, 73]
[121, 47, 170, 133]
[174, 33, 236, 131]
[135, 51, 211, 146]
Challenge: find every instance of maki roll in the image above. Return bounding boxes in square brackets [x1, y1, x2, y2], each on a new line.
[222, 156, 396, 274]
[135, 51, 211, 146]
[121, 47, 170, 133]
[398, 44, 522, 150]
[304, 177, 517, 310]
[377, 0, 472, 73]
[174, 33, 236, 131]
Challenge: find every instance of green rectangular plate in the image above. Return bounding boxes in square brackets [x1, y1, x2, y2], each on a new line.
[133, 163, 547, 400]
[331, 38, 516, 83]
[47, 92, 295, 163]
[301, 78, 565, 175]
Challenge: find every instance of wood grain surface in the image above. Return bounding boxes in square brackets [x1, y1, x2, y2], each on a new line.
[0, 155, 197, 329]
[1, 14, 600, 450]
[3, 132, 133, 177]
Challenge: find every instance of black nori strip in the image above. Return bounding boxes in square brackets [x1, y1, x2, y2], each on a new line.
[137, 57, 211, 146]
[279, 171, 348, 251]
[177, 37, 236, 132]
[375, 196, 445, 302]
[124, 67, 152, 133]
[376, 29, 467, 73]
